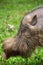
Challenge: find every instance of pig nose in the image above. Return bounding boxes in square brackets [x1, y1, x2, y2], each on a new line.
[2, 43, 5, 49]
[2, 43, 7, 51]
[2, 44, 5, 51]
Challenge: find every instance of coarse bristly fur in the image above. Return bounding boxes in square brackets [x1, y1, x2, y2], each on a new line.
[2, 6, 43, 59]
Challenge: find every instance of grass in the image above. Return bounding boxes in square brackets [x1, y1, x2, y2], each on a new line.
[0, 0, 43, 65]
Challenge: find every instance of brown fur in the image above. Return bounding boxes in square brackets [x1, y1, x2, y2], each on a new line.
[2, 7, 43, 59]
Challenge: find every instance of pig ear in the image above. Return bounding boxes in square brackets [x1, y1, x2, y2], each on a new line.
[31, 15, 37, 26]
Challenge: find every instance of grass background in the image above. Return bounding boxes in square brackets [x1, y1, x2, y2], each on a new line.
[0, 0, 43, 65]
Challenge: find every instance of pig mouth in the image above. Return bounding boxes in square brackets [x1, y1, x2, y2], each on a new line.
[2, 50, 20, 59]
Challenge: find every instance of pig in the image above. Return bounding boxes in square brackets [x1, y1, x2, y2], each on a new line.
[2, 7, 43, 59]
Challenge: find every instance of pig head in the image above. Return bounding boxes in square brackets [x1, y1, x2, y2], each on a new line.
[2, 10, 43, 59]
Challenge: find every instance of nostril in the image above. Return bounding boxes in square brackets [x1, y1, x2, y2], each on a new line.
[2, 44, 4, 49]
[2, 43, 7, 51]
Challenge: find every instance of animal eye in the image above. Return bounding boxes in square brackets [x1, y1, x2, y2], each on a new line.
[21, 29, 26, 34]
